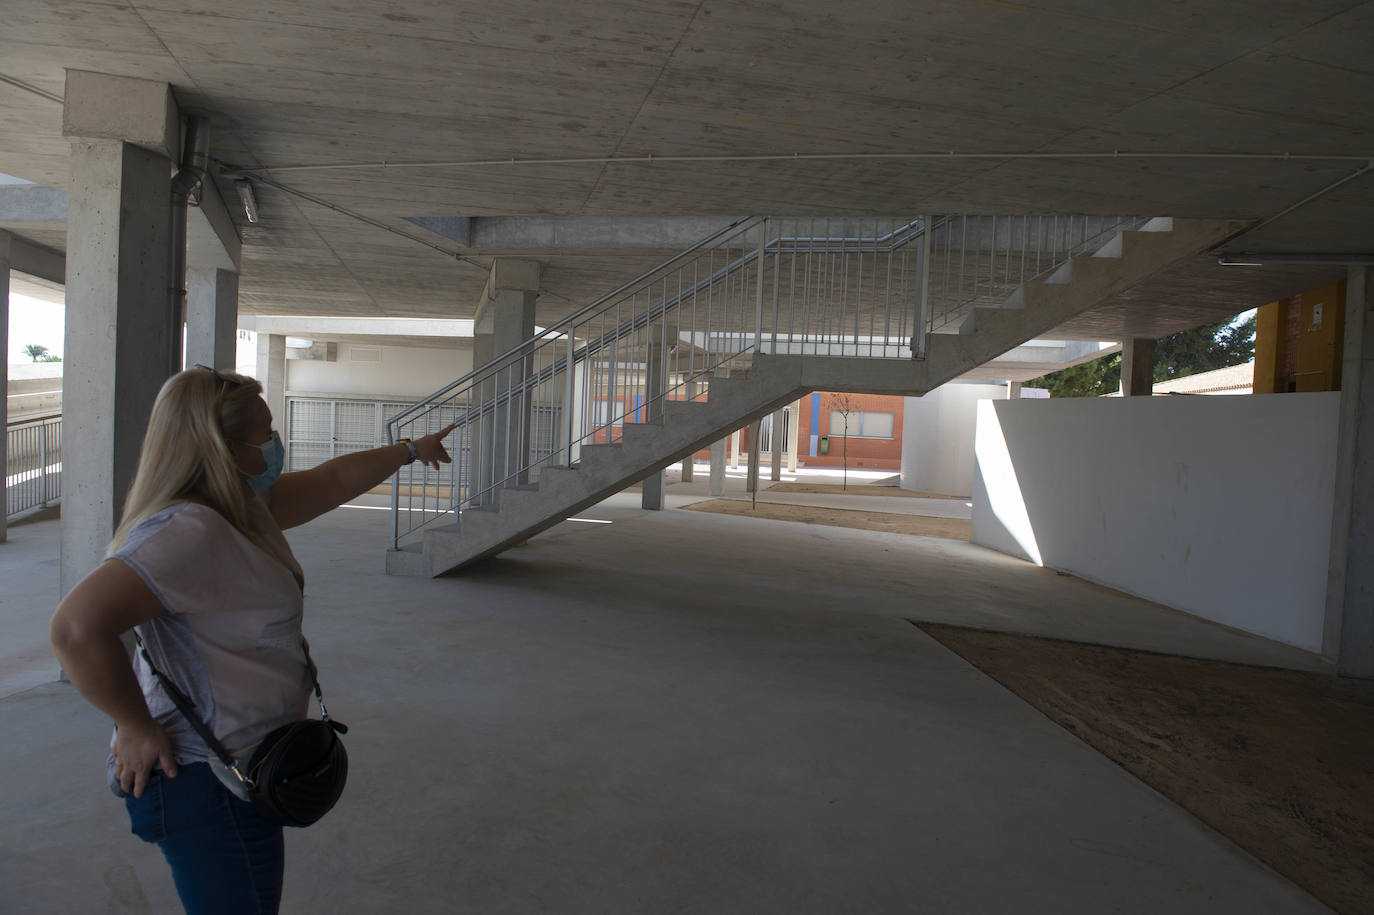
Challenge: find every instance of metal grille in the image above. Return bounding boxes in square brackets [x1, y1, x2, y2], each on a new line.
[758, 410, 792, 455]
[6, 413, 62, 520]
[288, 396, 558, 525]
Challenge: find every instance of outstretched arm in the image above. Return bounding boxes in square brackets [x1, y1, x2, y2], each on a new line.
[268, 423, 456, 530]
[50, 560, 177, 798]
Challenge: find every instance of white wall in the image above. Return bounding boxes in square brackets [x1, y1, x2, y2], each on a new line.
[900, 382, 1008, 497]
[286, 342, 472, 400]
[971, 394, 1341, 652]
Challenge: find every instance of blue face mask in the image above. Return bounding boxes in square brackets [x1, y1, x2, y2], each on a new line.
[244, 431, 286, 493]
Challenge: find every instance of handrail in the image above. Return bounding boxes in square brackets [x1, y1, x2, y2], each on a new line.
[6, 411, 62, 427]
[385, 215, 936, 546]
[385, 212, 1148, 549]
[385, 216, 763, 431]
[385, 216, 930, 438]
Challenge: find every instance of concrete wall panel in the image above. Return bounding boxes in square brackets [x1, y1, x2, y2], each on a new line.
[286, 343, 472, 400]
[901, 382, 1008, 497]
[971, 394, 1340, 652]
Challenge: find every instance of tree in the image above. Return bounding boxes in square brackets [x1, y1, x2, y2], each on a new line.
[1153, 315, 1255, 383]
[1025, 353, 1121, 398]
[23, 343, 49, 362]
[831, 394, 858, 490]
[1024, 313, 1256, 397]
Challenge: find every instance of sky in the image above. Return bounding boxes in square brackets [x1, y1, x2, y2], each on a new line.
[8, 293, 64, 363]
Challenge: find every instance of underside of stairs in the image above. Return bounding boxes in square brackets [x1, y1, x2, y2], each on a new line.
[387, 215, 1241, 576]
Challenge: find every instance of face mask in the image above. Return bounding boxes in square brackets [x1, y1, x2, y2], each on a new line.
[244, 431, 286, 493]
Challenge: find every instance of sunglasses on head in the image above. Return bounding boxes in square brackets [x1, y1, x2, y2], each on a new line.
[194, 363, 243, 394]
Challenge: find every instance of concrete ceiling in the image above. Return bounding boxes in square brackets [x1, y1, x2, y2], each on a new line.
[2, 0, 1372, 338]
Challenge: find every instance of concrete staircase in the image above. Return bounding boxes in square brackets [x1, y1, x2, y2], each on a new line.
[388, 215, 1240, 576]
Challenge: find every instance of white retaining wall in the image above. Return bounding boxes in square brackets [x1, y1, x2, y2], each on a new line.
[286, 342, 472, 400]
[971, 394, 1340, 652]
[900, 382, 1008, 497]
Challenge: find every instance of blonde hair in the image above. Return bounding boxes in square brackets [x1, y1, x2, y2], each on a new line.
[111, 367, 267, 550]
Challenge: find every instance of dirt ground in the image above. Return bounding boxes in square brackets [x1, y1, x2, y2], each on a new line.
[917, 623, 1374, 915]
[765, 482, 966, 499]
[682, 498, 972, 540]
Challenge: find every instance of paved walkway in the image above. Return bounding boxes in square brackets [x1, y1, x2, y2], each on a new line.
[1, 492, 1328, 913]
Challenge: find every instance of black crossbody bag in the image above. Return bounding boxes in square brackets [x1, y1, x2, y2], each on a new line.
[136, 637, 349, 828]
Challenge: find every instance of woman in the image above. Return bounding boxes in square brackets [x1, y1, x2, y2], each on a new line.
[50, 366, 454, 914]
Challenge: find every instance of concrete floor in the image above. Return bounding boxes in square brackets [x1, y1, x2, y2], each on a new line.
[0, 484, 1330, 914]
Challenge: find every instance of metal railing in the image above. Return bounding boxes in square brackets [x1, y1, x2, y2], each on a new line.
[385, 213, 1147, 547]
[6, 412, 62, 520]
[924, 214, 1147, 333]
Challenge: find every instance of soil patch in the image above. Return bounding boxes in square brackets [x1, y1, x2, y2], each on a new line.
[766, 482, 965, 499]
[916, 623, 1374, 915]
[683, 499, 971, 540]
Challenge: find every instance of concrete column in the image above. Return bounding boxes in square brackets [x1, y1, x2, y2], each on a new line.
[1254, 300, 1287, 394]
[186, 267, 238, 370]
[60, 139, 174, 595]
[680, 379, 696, 481]
[786, 400, 800, 473]
[473, 259, 538, 504]
[1120, 337, 1156, 397]
[255, 333, 286, 425]
[1007, 381, 1022, 399]
[770, 408, 784, 481]
[729, 429, 741, 469]
[709, 438, 726, 496]
[746, 419, 762, 493]
[641, 332, 667, 511]
[1324, 266, 1374, 677]
[0, 234, 9, 544]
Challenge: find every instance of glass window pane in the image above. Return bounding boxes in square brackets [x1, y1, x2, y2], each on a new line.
[862, 412, 894, 438]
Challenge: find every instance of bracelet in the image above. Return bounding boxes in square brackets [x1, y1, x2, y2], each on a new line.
[397, 439, 419, 464]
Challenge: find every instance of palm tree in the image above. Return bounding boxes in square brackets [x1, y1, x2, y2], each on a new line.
[23, 343, 49, 362]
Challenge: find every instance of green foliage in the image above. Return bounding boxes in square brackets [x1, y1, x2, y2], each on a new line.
[23, 343, 49, 362]
[38, 354, 63, 363]
[1024, 313, 1256, 397]
[1025, 353, 1121, 398]
[1153, 315, 1256, 382]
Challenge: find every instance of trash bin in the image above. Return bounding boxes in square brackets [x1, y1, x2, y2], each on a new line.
[819, 435, 830, 455]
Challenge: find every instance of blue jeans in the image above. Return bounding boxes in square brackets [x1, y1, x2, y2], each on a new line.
[124, 762, 284, 914]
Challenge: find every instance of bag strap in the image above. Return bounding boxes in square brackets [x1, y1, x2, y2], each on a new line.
[133, 633, 338, 789]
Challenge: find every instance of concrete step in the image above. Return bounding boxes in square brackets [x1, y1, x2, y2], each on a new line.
[924, 217, 1241, 383]
[394, 356, 816, 575]
[620, 421, 663, 446]
[576, 443, 623, 468]
[663, 399, 709, 423]
[958, 306, 1022, 338]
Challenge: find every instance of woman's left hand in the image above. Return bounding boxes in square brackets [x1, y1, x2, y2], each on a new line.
[413, 424, 457, 470]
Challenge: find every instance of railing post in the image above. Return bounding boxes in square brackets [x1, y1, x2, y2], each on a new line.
[388, 421, 400, 550]
[39, 421, 49, 507]
[913, 215, 931, 360]
[754, 219, 766, 354]
[564, 330, 576, 467]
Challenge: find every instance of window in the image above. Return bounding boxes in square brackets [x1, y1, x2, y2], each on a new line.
[829, 410, 894, 439]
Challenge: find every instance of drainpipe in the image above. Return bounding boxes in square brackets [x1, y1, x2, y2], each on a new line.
[168, 116, 210, 376]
